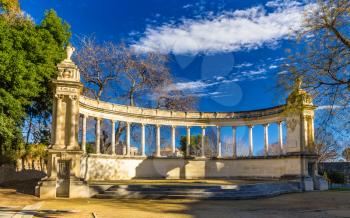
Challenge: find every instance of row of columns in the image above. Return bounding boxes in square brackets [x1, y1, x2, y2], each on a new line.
[81, 114, 284, 158]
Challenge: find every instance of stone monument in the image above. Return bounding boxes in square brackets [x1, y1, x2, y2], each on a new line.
[35, 45, 89, 198]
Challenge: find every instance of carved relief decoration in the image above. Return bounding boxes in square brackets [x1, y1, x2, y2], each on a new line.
[286, 118, 298, 131]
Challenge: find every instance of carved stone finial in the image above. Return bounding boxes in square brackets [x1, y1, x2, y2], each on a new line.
[295, 76, 302, 90]
[66, 44, 75, 61]
[286, 76, 313, 106]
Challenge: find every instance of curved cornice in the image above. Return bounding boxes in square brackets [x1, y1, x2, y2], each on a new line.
[79, 96, 286, 126]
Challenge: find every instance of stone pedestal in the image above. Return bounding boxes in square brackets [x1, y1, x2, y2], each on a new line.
[36, 149, 89, 198]
[35, 179, 56, 199]
[302, 176, 315, 191]
[35, 177, 90, 199]
[313, 175, 329, 190]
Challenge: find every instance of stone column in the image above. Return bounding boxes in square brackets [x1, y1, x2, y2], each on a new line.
[216, 126, 222, 158]
[68, 95, 79, 149]
[248, 125, 253, 157]
[301, 115, 308, 152]
[232, 126, 237, 158]
[186, 126, 191, 157]
[171, 126, 176, 156]
[51, 95, 57, 148]
[156, 125, 161, 157]
[309, 116, 315, 151]
[95, 118, 101, 154]
[201, 126, 206, 158]
[263, 124, 269, 156]
[141, 123, 146, 156]
[53, 94, 63, 148]
[278, 121, 283, 154]
[111, 120, 115, 155]
[82, 114, 87, 153]
[126, 122, 131, 156]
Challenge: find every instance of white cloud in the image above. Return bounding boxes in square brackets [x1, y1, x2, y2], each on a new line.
[242, 68, 266, 76]
[132, 1, 312, 54]
[316, 105, 345, 110]
[214, 76, 225, 81]
[277, 70, 288, 75]
[167, 80, 218, 92]
[265, 0, 302, 9]
[234, 62, 253, 68]
[183, 4, 193, 9]
[274, 57, 286, 62]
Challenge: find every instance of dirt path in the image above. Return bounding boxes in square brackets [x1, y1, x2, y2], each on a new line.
[1, 188, 350, 218]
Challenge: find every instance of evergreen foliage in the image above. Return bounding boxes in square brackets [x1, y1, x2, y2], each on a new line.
[0, 9, 71, 164]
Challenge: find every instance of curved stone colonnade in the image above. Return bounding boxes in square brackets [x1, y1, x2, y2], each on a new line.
[79, 96, 287, 158]
[36, 46, 325, 199]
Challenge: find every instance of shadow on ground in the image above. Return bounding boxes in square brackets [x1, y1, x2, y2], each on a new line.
[0, 178, 41, 195]
[0, 206, 76, 218]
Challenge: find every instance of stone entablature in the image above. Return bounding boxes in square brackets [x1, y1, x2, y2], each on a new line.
[79, 95, 286, 126]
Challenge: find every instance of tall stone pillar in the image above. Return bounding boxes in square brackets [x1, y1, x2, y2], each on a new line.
[216, 126, 222, 158]
[82, 114, 87, 153]
[278, 121, 283, 154]
[111, 120, 115, 155]
[248, 125, 253, 157]
[68, 95, 79, 150]
[232, 126, 237, 158]
[285, 77, 317, 154]
[263, 124, 269, 156]
[141, 124, 146, 156]
[53, 94, 64, 148]
[171, 126, 176, 156]
[95, 118, 101, 154]
[36, 45, 89, 199]
[284, 78, 326, 191]
[186, 126, 191, 157]
[155, 124, 161, 157]
[126, 122, 131, 156]
[201, 127, 206, 158]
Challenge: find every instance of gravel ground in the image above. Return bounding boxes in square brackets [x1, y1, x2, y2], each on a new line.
[0, 187, 350, 218]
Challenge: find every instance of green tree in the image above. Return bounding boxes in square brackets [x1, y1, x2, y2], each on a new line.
[0, 10, 71, 164]
[24, 10, 71, 146]
[179, 134, 203, 156]
[0, 0, 20, 13]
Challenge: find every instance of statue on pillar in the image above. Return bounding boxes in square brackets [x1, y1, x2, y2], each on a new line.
[66, 44, 75, 61]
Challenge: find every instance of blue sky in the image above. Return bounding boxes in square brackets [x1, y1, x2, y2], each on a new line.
[20, 0, 312, 154]
[20, 0, 308, 111]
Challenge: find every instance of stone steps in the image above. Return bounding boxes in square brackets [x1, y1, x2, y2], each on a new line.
[93, 181, 301, 200]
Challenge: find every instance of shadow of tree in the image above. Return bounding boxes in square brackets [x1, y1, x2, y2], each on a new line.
[0, 178, 41, 195]
[0, 207, 75, 218]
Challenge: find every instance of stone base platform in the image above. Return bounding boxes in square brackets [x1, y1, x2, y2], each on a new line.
[91, 179, 302, 200]
[35, 177, 90, 199]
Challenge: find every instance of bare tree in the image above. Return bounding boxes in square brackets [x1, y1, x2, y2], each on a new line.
[280, 0, 350, 97]
[278, 0, 350, 159]
[279, 0, 350, 114]
[315, 127, 341, 162]
[75, 37, 197, 152]
[75, 37, 121, 101]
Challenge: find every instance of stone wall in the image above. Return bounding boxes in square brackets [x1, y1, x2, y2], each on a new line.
[80, 155, 307, 181]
